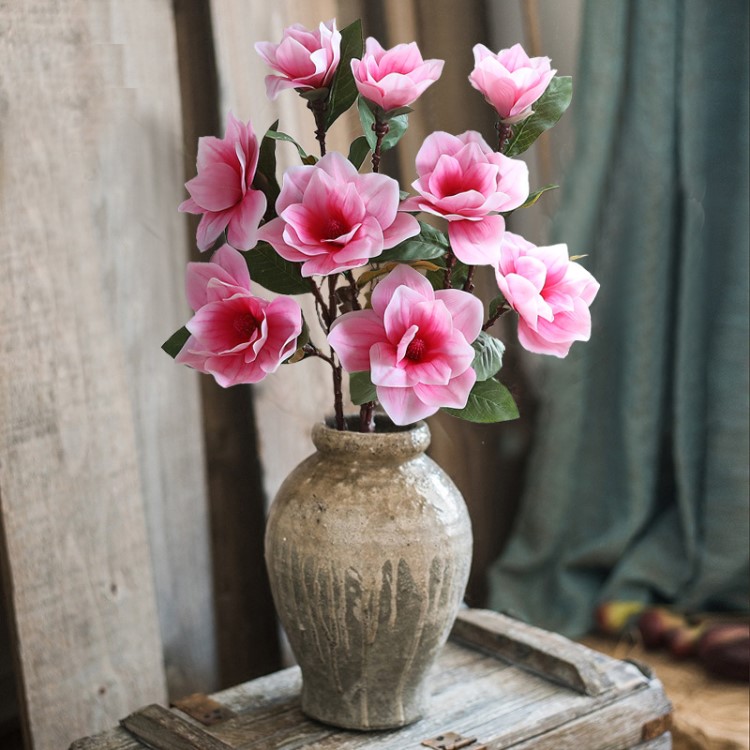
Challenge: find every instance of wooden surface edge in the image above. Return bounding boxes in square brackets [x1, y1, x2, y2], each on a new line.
[452, 608, 638, 696]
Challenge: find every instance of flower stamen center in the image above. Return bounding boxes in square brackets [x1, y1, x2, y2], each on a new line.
[324, 217, 347, 239]
[234, 312, 259, 339]
[405, 337, 426, 361]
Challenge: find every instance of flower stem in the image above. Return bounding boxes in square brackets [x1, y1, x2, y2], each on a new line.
[310, 278, 331, 328]
[463, 266, 476, 293]
[308, 99, 328, 157]
[326, 274, 345, 430]
[496, 121, 513, 154]
[443, 251, 455, 289]
[359, 401, 375, 433]
[371, 118, 390, 173]
[344, 271, 362, 310]
[483, 301, 511, 330]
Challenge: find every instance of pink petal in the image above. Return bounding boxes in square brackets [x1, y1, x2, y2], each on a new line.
[371, 264, 434, 317]
[376, 385, 437, 425]
[413, 367, 476, 408]
[434, 289, 483, 343]
[448, 215, 505, 265]
[185, 245, 251, 310]
[370, 342, 414, 387]
[357, 172, 400, 228]
[328, 310, 386, 372]
[517, 318, 573, 358]
[415, 131, 463, 175]
[196, 210, 232, 252]
[175, 335, 209, 371]
[226, 189, 266, 250]
[179, 197, 202, 214]
[196, 135, 237, 173]
[263, 74, 300, 101]
[186, 163, 243, 212]
[316, 151, 359, 185]
[382, 212, 420, 249]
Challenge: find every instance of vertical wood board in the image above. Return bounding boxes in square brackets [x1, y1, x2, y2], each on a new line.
[0, 0, 214, 745]
[98, 0, 219, 698]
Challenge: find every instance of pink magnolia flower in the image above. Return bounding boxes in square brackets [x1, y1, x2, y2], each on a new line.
[469, 43, 556, 124]
[179, 113, 266, 252]
[176, 245, 303, 386]
[351, 38, 444, 112]
[328, 264, 483, 425]
[258, 151, 419, 277]
[254, 20, 341, 100]
[495, 232, 599, 358]
[401, 131, 529, 265]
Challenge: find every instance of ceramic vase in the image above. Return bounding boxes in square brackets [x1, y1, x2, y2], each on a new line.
[264, 416, 472, 730]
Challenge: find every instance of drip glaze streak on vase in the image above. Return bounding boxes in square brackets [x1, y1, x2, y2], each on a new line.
[264, 418, 472, 730]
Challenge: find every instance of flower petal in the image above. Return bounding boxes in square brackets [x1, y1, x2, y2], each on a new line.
[328, 310, 387, 372]
[448, 215, 505, 265]
[376, 385, 437, 425]
[371, 264, 434, 317]
[226, 189, 266, 250]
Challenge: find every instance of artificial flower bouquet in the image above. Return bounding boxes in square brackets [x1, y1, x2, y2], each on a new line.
[163, 19, 599, 433]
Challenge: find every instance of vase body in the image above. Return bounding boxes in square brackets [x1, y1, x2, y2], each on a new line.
[264, 418, 472, 730]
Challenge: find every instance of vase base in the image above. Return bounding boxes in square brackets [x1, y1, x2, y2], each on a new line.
[301, 691, 424, 731]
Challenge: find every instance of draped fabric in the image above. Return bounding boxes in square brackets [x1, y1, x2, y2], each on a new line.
[488, 0, 749, 636]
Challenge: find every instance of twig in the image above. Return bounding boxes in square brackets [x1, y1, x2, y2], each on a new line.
[371, 119, 390, 173]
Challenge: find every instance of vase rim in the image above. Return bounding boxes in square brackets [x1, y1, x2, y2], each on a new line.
[312, 416, 430, 458]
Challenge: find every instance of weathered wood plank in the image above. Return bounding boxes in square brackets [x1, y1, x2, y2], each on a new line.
[96, 0, 219, 700]
[503, 682, 672, 749]
[0, 1, 173, 746]
[120, 704, 234, 750]
[451, 609, 617, 695]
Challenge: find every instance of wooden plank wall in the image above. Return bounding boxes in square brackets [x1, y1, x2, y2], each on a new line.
[0, 0, 215, 746]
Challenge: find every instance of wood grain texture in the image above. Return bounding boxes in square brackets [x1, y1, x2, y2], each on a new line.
[71, 610, 671, 749]
[0, 2, 176, 747]
[94, 0, 219, 699]
[172, 0, 281, 689]
[120, 704, 234, 750]
[452, 609, 616, 695]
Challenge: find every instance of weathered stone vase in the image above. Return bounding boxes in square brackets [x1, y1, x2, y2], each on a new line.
[264, 417, 472, 730]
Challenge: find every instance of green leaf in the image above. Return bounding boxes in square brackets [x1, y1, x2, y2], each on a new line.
[505, 77, 573, 157]
[347, 135, 371, 170]
[515, 183, 558, 211]
[358, 97, 409, 152]
[265, 129, 314, 163]
[443, 379, 519, 423]
[471, 331, 505, 381]
[162, 326, 190, 359]
[325, 19, 364, 129]
[242, 241, 311, 295]
[377, 221, 449, 262]
[254, 121, 281, 211]
[349, 371, 377, 405]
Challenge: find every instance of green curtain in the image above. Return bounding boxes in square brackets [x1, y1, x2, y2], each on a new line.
[488, 0, 749, 636]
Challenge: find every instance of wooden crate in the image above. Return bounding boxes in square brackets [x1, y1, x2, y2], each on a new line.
[70, 609, 672, 749]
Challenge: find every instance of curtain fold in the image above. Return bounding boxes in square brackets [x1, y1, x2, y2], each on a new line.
[488, 0, 749, 635]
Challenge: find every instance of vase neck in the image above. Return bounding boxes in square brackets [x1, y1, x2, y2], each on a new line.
[311, 419, 430, 461]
